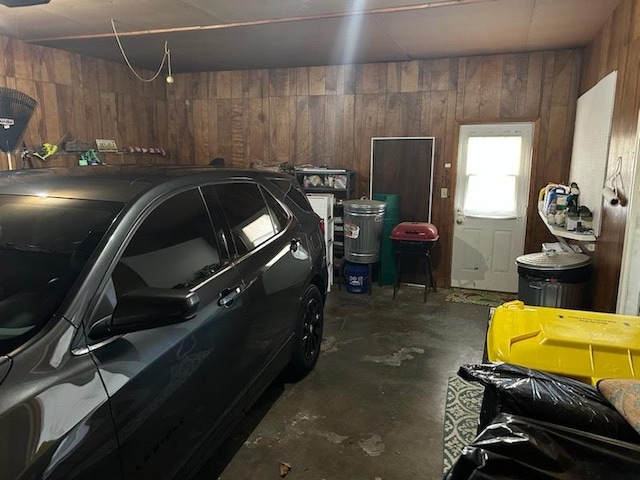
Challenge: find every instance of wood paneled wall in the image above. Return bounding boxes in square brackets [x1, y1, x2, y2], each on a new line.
[169, 50, 582, 287]
[0, 35, 171, 169]
[581, 0, 640, 312]
[0, 33, 583, 290]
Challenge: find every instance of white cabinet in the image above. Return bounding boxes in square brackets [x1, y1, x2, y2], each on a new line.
[307, 193, 335, 291]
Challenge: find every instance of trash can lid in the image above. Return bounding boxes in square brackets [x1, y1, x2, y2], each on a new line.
[516, 251, 591, 270]
[343, 199, 386, 212]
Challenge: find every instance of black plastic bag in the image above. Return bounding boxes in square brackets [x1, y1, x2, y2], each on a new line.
[459, 363, 640, 443]
[445, 413, 640, 480]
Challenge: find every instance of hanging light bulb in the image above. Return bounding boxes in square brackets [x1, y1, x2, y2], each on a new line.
[165, 47, 174, 84]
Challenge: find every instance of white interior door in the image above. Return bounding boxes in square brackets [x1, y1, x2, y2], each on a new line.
[451, 123, 534, 293]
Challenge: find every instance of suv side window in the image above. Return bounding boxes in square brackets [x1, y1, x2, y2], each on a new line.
[212, 183, 280, 256]
[113, 189, 224, 295]
[261, 186, 290, 233]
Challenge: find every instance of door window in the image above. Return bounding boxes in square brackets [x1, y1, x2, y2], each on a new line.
[458, 125, 532, 219]
[114, 189, 225, 295]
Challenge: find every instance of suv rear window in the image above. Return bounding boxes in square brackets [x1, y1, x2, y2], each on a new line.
[214, 183, 282, 255]
[268, 177, 313, 213]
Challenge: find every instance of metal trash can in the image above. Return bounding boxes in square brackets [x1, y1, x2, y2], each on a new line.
[343, 199, 386, 264]
[516, 251, 592, 309]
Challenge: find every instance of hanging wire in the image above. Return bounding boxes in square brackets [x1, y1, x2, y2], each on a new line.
[111, 19, 169, 82]
[604, 156, 623, 188]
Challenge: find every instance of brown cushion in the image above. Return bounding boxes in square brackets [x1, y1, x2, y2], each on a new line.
[598, 379, 640, 434]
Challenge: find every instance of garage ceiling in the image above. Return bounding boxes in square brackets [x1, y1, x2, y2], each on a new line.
[0, 0, 621, 73]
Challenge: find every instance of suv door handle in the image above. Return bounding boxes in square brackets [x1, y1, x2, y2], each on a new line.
[290, 238, 301, 252]
[218, 284, 243, 307]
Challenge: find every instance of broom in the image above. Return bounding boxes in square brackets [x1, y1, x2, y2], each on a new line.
[0, 88, 38, 169]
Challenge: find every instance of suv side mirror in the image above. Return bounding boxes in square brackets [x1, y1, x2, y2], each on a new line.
[88, 288, 200, 341]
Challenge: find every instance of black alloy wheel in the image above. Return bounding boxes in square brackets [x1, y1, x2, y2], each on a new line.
[288, 284, 324, 379]
[302, 291, 322, 361]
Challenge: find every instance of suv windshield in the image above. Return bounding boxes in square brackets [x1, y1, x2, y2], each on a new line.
[0, 194, 123, 354]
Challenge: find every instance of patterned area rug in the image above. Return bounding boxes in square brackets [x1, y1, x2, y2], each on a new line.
[442, 375, 484, 474]
[445, 288, 517, 307]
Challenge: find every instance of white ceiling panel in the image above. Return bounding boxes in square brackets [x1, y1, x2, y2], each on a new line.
[0, 0, 622, 72]
[181, 0, 445, 23]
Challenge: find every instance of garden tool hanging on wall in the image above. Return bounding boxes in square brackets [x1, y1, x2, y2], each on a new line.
[78, 149, 104, 166]
[0, 87, 38, 170]
[33, 142, 58, 162]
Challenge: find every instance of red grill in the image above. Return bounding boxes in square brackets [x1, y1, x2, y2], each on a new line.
[390, 222, 439, 302]
[390, 222, 439, 254]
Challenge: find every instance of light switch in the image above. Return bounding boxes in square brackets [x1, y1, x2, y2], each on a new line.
[441, 188, 448, 198]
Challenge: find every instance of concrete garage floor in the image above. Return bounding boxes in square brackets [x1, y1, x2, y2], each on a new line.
[194, 284, 490, 480]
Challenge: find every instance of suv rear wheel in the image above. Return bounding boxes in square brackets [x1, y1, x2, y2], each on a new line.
[288, 284, 324, 379]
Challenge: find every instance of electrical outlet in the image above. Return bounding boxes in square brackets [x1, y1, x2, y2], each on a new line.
[440, 187, 448, 198]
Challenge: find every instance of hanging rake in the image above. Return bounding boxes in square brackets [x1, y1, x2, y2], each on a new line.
[0, 87, 38, 169]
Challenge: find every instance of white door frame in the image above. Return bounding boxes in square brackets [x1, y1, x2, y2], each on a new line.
[616, 109, 640, 314]
[451, 122, 534, 292]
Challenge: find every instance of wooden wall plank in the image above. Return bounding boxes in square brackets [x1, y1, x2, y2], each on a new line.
[400, 61, 419, 93]
[309, 66, 326, 96]
[193, 99, 209, 164]
[231, 99, 245, 164]
[323, 95, 338, 166]
[384, 93, 401, 136]
[204, 99, 218, 160]
[432, 58, 453, 92]
[293, 96, 309, 164]
[500, 53, 528, 117]
[342, 65, 357, 95]
[216, 98, 232, 162]
[270, 68, 293, 97]
[217, 71, 232, 98]
[325, 66, 338, 95]
[206, 72, 218, 99]
[191, 72, 208, 101]
[231, 71, 243, 98]
[479, 55, 504, 118]
[362, 63, 386, 94]
[247, 97, 267, 163]
[360, 94, 378, 194]
[0, 37, 13, 77]
[309, 95, 325, 163]
[295, 67, 309, 96]
[419, 60, 433, 92]
[462, 56, 482, 119]
[10, 39, 32, 79]
[400, 92, 421, 136]
[387, 62, 401, 93]
[341, 94, 356, 169]
[581, 0, 640, 312]
[270, 96, 290, 163]
[524, 52, 544, 116]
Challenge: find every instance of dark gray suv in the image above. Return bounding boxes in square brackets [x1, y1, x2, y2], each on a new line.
[0, 165, 327, 479]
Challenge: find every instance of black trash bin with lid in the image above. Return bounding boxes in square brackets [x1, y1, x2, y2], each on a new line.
[516, 251, 592, 310]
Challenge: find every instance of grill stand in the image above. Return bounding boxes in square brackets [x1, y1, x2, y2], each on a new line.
[393, 251, 436, 303]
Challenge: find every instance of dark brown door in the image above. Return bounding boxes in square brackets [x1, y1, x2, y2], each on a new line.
[371, 137, 435, 222]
